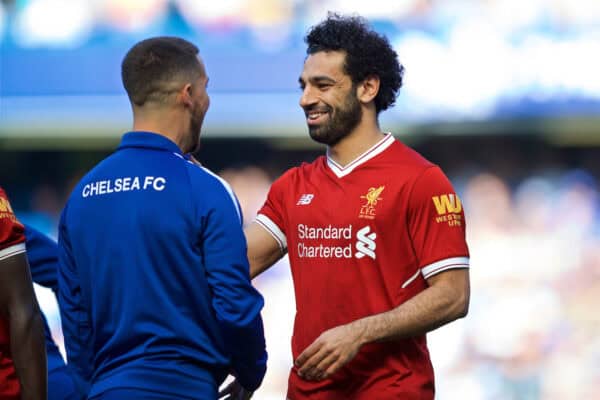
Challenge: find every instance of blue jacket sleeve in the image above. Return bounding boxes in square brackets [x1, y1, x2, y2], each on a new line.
[57, 206, 93, 395]
[24, 225, 59, 292]
[200, 183, 267, 391]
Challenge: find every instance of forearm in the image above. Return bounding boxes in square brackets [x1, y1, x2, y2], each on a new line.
[353, 272, 469, 345]
[9, 303, 47, 400]
[245, 222, 284, 279]
[249, 252, 281, 279]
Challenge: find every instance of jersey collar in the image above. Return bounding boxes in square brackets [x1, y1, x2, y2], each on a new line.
[118, 131, 183, 155]
[326, 133, 395, 178]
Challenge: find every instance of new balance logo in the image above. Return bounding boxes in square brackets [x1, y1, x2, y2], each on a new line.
[355, 226, 376, 260]
[297, 194, 314, 205]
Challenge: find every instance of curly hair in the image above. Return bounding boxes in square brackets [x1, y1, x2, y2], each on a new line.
[305, 13, 404, 114]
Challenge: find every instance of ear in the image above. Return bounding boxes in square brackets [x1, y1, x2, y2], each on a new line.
[356, 75, 380, 104]
[178, 83, 194, 108]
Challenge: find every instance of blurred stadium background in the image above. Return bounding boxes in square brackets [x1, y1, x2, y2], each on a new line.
[1, 0, 600, 398]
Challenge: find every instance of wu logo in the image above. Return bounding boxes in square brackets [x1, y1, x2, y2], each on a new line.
[432, 194, 462, 215]
[297, 194, 314, 205]
[355, 226, 376, 260]
[0, 197, 14, 213]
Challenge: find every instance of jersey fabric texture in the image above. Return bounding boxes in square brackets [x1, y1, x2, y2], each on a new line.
[25, 225, 86, 400]
[257, 134, 470, 400]
[58, 132, 267, 399]
[0, 187, 26, 400]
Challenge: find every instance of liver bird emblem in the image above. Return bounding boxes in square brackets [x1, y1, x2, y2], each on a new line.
[361, 186, 385, 207]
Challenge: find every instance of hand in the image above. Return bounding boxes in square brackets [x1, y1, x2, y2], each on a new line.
[295, 323, 365, 381]
[218, 378, 253, 400]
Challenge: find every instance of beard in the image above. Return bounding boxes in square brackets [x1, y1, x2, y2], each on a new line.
[186, 104, 205, 153]
[307, 91, 362, 147]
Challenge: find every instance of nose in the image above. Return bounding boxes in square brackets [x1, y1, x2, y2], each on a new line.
[299, 85, 317, 109]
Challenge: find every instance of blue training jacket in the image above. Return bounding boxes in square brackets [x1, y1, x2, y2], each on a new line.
[58, 132, 267, 399]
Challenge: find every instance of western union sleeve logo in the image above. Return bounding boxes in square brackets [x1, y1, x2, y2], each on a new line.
[0, 196, 20, 224]
[432, 194, 463, 227]
[432, 194, 462, 215]
[0, 197, 14, 213]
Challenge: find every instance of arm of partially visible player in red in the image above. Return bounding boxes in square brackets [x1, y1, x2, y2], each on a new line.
[0, 254, 48, 400]
[0, 190, 47, 400]
[295, 166, 470, 381]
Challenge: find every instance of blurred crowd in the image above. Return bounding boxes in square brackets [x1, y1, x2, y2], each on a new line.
[432, 168, 600, 400]
[3, 0, 599, 124]
[14, 154, 600, 399]
[3, 0, 599, 47]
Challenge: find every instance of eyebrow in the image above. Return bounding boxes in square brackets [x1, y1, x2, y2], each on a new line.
[298, 75, 337, 86]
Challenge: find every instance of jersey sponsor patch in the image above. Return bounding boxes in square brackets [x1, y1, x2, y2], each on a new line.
[355, 226, 376, 259]
[431, 193, 463, 227]
[296, 223, 377, 260]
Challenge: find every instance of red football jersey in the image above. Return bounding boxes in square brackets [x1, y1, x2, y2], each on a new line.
[257, 134, 469, 399]
[0, 187, 26, 400]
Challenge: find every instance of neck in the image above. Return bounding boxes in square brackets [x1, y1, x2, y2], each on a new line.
[132, 106, 190, 152]
[327, 117, 385, 167]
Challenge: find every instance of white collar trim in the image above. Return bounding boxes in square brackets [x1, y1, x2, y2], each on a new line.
[326, 133, 394, 178]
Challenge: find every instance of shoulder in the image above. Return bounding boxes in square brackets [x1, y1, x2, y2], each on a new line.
[185, 160, 235, 196]
[184, 161, 240, 217]
[273, 156, 324, 186]
[65, 152, 121, 201]
[0, 187, 26, 252]
[0, 187, 9, 204]
[0, 187, 20, 222]
[380, 139, 451, 186]
[389, 139, 436, 171]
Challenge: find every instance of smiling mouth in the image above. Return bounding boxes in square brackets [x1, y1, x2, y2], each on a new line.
[305, 109, 330, 124]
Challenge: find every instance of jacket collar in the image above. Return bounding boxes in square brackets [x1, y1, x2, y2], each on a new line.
[118, 131, 182, 155]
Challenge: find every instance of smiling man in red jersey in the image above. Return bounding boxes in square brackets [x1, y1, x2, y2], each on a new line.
[0, 186, 47, 400]
[240, 14, 471, 400]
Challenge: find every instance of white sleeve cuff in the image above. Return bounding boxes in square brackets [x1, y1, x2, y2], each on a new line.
[421, 256, 469, 279]
[0, 243, 26, 261]
[255, 214, 287, 252]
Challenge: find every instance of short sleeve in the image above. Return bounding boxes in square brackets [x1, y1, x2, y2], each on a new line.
[255, 170, 293, 252]
[407, 167, 469, 279]
[0, 188, 26, 260]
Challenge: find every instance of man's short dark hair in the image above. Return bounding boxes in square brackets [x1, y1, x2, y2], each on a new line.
[122, 36, 200, 106]
[305, 14, 404, 113]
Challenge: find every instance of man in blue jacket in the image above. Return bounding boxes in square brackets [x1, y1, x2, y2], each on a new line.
[24, 225, 85, 400]
[57, 36, 267, 400]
